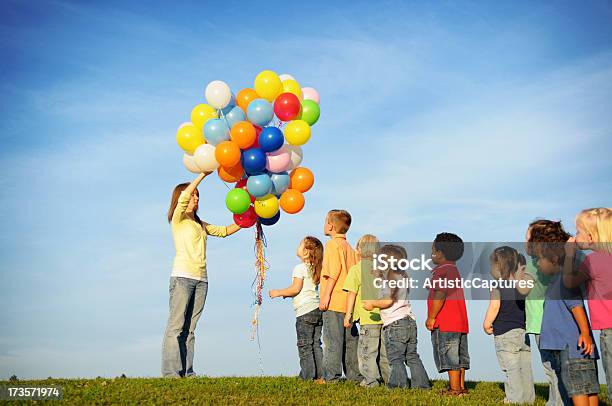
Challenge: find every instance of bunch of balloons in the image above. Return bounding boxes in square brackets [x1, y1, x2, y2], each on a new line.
[177, 70, 320, 228]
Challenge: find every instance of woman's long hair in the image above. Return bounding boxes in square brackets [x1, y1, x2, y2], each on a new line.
[302, 236, 323, 285]
[167, 183, 202, 224]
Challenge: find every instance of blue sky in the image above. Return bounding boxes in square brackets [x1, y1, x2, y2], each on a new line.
[1, 0, 611, 381]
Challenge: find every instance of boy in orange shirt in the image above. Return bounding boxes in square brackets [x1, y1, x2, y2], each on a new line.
[319, 209, 362, 382]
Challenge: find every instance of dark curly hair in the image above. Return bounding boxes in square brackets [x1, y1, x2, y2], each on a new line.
[434, 232, 464, 262]
[527, 219, 571, 265]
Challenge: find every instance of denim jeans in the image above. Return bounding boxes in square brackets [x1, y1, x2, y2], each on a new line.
[296, 308, 324, 380]
[431, 329, 470, 372]
[384, 317, 431, 389]
[322, 310, 361, 382]
[601, 329, 612, 404]
[548, 347, 599, 399]
[357, 324, 390, 387]
[161, 277, 208, 377]
[494, 328, 535, 404]
[535, 334, 570, 406]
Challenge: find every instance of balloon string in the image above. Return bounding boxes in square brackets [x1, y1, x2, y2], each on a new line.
[251, 222, 268, 341]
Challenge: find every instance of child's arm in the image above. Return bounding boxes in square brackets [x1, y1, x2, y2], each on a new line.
[269, 277, 304, 299]
[563, 237, 588, 288]
[483, 289, 501, 335]
[570, 305, 594, 356]
[363, 299, 394, 311]
[512, 265, 534, 296]
[319, 242, 342, 311]
[343, 292, 357, 328]
[426, 290, 446, 331]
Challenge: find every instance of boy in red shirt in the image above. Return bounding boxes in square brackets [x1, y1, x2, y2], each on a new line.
[426, 232, 469, 396]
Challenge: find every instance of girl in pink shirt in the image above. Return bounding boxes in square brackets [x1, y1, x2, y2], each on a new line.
[564, 207, 612, 403]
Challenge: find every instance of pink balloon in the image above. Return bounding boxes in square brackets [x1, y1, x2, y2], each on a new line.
[301, 87, 320, 104]
[265, 145, 291, 173]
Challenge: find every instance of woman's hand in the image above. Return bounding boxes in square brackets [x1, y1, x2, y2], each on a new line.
[483, 322, 494, 335]
[269, 289, 280, 299]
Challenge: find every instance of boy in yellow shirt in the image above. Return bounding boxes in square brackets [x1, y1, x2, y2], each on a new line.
[319, 209, 361, 382]
[343, 234, 390, 387]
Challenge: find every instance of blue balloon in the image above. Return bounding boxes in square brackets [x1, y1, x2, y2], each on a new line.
[204, 119, 229, 146]
[246, 174, 273, 198]
[247, 99, 273, 127]
[220, 93, 236, 116]
[270, 172, 290, 195]
[224, 106, 246, 129]
[259, 126, 284, 153]
[259, 211, 280, 226]
[242, 148, 267, 175]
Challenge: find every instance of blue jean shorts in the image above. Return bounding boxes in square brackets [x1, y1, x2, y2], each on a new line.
[555, 347, 599, 398]
[431, 329, 470, 372]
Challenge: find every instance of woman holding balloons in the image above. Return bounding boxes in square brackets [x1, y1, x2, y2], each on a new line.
[162, 171, 241, 378]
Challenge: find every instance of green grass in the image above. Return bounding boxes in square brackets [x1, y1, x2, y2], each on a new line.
[0, 377, 609, 405]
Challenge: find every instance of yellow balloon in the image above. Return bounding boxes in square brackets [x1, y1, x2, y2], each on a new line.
[254, 194, 280, 218]
[191, 104, 218, 129]
[177, 123, 205, 154]
[284, 120, 311, 146]
[282, 79, 303, 100]
[254, 70, 283, 102]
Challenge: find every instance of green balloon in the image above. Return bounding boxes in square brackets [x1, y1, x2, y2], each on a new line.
[225, 188, 251, 214]
[300, 100, 320, 126]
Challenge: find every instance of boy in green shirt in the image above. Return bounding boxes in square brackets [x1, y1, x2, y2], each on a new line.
[343, 235, 390, 387]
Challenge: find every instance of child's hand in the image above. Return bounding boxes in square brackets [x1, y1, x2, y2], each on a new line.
[269, 289, 280, 299]
[319, 295, 330, 311]
[425, 317, 436, 331]
[578, 332, 594, 356]
[362, 301, 374, 311]
[483, 322, 494, 335]
[565, 237, 578, 258]
[343, 313, 352, 328]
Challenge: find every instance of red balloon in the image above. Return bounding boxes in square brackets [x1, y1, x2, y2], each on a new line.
[274, 92, 301, 122]
[233, 206, 257, 228]
[252, 126, 262, 148]
[235, 178, 256, 202]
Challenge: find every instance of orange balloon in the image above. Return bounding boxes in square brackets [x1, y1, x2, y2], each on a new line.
[230, 121, 257, 149]
[236, 88, 259, 112]
[218, 162, 244, 183]
[215, 141, 241, 167]
[280, 189, 305, 214]
[289, 167, 314, 193]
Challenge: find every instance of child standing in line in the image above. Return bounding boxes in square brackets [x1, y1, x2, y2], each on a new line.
[363, 244, 431, 389]
[537, 226, 600, 406]
[426, 232, 470, 396]
[563, 207, 612, 404]
[342, 234, 390, 387]
[319, 210, 361, 383]
[524, 220, 570, 406]
[269, 236, 325, 381]
[483, 246, 535, 404]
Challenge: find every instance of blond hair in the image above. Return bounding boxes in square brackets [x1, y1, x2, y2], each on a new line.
[302, 236, 324, 284]
[577, 208, 612, 254]
[327, 209, 352, 234]
[356, 234, 379, 259]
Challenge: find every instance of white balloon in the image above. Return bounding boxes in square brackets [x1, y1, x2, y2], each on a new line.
[205, 80, 232, 109]
[279, 74, 295, 82]
[183, 153, 202, 174]
[285, 144, 303, 170]
[193, 144, 219, 172]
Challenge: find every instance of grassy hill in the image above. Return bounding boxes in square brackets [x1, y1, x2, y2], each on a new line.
[0, 376, 609, 405]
